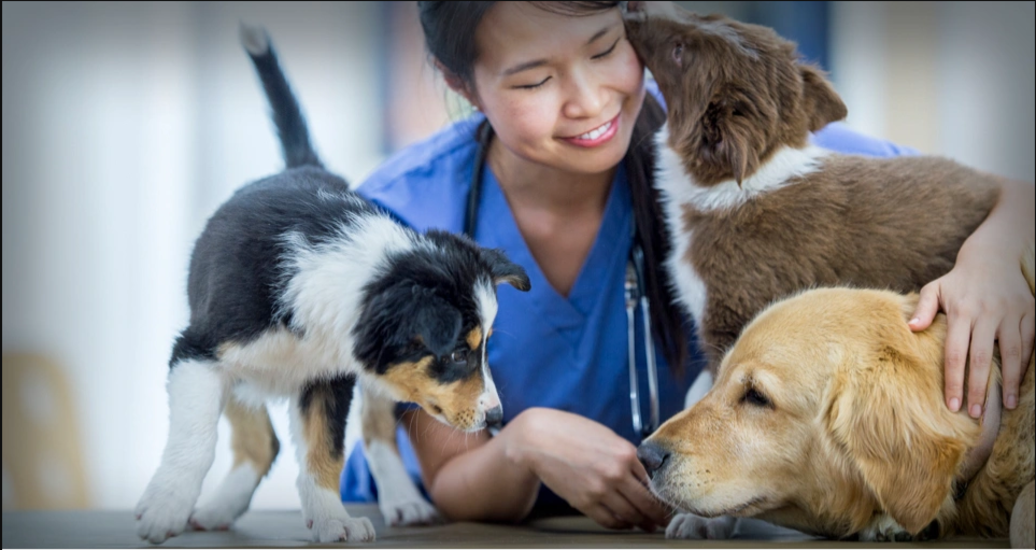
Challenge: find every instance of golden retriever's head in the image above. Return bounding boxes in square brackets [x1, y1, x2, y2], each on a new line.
[639, 287, 979, 537]
[624, 6, 846, 185]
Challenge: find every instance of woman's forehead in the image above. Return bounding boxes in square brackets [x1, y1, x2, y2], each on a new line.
[475, 3, 623, 75]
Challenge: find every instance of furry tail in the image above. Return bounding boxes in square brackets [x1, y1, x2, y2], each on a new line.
[240, 23, 322, 169]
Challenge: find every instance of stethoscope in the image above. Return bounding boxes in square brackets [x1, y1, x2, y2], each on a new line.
[466, 121, 660, 438]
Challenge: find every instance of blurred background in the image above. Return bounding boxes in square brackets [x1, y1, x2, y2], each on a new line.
[3, 1, 1034, 512]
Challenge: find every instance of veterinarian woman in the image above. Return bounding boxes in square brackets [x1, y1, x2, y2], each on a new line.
[342, 1, 1036, 531]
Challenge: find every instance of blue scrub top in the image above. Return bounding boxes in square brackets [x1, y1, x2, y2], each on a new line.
[341, 81, 915, 508]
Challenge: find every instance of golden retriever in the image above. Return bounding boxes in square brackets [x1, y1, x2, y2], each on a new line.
[639, 245, 1034, 546]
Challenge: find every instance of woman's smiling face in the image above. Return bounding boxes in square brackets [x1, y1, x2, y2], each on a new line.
[468, 2, 646, 176]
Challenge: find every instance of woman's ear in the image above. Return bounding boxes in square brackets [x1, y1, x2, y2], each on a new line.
[436, 59, 482, 110]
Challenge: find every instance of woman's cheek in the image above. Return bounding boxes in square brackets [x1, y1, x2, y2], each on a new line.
[496, 94, 561, 147]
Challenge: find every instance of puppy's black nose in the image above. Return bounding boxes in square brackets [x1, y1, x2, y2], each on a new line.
[485, 405, 503, 428]
[637, 441, 669, 478]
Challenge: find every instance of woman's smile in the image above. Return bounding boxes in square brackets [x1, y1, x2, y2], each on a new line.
[561, 113, 620, 147]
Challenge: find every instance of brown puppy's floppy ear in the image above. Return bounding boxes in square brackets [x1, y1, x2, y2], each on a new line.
[799, 64, 847, 132]
[695, 88, 763, 185]
[824, 333, 966, 534]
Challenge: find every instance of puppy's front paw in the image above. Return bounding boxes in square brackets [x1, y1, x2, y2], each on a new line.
[135, 488, 194, 544]
[380, 497, 442, 527]
[310, 515, 376, 543]
[188, 506, 237, 532]
[666, 513, 737, 539]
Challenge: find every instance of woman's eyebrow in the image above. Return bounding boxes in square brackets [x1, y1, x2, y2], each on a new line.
[500, 24, 617, 77]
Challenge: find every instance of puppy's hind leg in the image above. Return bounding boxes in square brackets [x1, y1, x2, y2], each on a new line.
[136, 359, 227, 544]
[290, 375, 375, 543]
[189, 394, 280, 531]
[362, 386, 442, 526]
[1011, 481, 1034, 549]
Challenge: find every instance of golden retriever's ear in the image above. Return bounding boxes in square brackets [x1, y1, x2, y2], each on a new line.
[824, 342, 965, 534]
[799, 64, 847, 132]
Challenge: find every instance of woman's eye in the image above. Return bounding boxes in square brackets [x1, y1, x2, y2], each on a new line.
[514, 77, 550, 90]
[592, 38, 620, 60]
[672, 42, 685, 64]
[741, 387, 771, 408]
[449, 350, 468, 364]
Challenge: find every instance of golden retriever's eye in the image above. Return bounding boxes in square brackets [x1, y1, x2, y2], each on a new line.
[741, 387, 772, 408]
[672, 41, 684, 65]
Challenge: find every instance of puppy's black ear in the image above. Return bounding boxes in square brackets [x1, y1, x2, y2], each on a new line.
[407, 286, 463, 357]
[353, 283, 461, 371]
[800, 64, 847, 132]
[481, 248, 531, 291]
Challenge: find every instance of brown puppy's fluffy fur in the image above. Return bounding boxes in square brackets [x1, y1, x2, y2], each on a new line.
[625, 9, 1005, 372]
[642, 245, 1035, 545]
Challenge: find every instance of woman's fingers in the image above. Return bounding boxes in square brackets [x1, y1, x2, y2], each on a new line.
[587, 504, 633, 530]
[998, 318, 1024, 410]
[908, 283, 941, 332]
[966, 317, 997, 418]
[618, 475, 669, 531]
[944, 307, 972, 412]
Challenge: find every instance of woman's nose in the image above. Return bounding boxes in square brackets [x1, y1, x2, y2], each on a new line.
[562, 69, 606, 120]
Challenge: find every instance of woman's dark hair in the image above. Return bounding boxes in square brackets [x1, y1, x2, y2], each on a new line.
[416, 1, 691, 378]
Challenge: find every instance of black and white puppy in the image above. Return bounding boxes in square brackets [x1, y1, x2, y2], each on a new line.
[134, 26, 530, 545]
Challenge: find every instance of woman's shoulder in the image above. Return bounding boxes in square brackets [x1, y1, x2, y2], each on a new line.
[356, 115, 484, 232]
[811, 122, 920, 158]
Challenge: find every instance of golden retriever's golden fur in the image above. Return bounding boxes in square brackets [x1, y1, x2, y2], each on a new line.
[643, 245, 1035, 546]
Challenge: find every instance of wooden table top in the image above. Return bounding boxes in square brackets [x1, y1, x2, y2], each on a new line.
[1, 505, 1009, 548]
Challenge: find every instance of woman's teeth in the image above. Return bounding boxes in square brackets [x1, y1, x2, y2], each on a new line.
[578, 120, 612, 140]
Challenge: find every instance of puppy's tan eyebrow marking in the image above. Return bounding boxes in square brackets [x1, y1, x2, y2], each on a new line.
[466, 327, 482, 350]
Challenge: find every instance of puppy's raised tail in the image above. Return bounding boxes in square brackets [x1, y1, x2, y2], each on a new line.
[240, 23, 322, 169]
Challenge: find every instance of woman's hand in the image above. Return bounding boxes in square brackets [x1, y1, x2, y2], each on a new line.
[505, 408, 672, 532]
[909, 179, 1036, 417]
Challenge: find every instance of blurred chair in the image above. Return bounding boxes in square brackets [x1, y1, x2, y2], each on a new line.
[2, 353, 89, 510]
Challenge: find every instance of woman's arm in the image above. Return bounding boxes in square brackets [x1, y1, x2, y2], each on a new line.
[909, 177, 1036, 415]
[402, 408, 540, 522]
[404, 407, 670, 531]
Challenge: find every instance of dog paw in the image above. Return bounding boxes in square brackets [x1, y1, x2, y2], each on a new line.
[188, 506, 237, 532]
[860, 515, 912, 542]
[310, 515, 376, 543]
[135, 490, 194, 544]
[665, 513, 737, 539]
[379, 497, 442, 526]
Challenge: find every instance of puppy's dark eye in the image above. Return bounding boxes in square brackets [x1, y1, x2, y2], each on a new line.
[741, 387, 771, 408]
[672, 41, 684, 65]
[448, 349, 468, 365]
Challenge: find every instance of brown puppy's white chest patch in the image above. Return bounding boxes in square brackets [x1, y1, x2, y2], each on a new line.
[654, 122, 829, 325]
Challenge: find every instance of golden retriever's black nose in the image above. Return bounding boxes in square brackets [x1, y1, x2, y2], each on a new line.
[485, 405, 503, 428]
[637, 441, 669, 478]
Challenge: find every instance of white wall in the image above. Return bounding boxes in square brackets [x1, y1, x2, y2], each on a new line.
[831, 1, 1035, 182]
[3, 1, 382, 510]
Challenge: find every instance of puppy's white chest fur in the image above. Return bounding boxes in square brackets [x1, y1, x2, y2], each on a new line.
[653, 123, 828, 324]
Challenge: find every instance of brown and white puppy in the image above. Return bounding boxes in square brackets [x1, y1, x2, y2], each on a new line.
[624, 7, 1008, 375]
[638, 245, 1035, 546]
